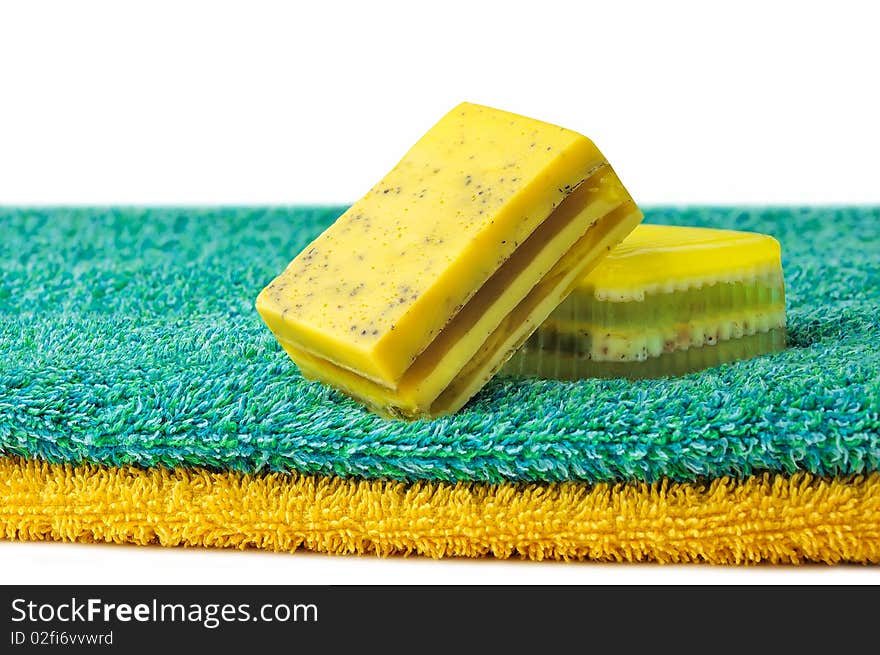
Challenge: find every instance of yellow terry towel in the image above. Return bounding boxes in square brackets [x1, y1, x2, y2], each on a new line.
[1, 457, 877, 565]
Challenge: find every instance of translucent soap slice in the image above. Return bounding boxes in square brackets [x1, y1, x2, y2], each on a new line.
[503, 224, 787, 380]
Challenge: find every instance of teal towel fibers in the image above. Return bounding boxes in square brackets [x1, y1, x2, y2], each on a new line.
[0, 206, 877, 483]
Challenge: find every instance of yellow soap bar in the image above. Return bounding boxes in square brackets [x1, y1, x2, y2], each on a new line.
[505, 224, 787, 379]
[577, 223, 784, 301]
[256, 102, 642, 418]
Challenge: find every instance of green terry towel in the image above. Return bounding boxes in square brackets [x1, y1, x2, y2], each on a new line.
[0, 206, 877, 484]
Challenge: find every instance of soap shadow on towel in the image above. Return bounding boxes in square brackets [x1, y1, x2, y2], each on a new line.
[785, 311, 878, 349]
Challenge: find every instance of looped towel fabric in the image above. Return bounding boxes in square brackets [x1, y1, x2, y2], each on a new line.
[1, 206, 878, 563]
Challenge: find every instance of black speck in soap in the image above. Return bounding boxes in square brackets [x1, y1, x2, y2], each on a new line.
[465, 175, 472, 186]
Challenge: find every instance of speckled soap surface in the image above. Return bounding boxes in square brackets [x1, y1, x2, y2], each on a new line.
[0, 206, 877, 483]
[254, 102, 641, 419]
[256, 103, 606, 387]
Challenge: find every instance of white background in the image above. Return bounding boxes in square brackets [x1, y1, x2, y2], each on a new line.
[1, 0, 878, 584]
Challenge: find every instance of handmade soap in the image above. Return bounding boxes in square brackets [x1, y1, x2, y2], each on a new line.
[504, 224, 786, 379]
[256, 102, 642, 418]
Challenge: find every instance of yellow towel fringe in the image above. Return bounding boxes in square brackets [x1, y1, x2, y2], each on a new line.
[1, 457, 878, 564]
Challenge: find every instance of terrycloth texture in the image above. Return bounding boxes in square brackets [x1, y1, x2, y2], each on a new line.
[1, 207, 878, 484]
[2, 456, 878, 564]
